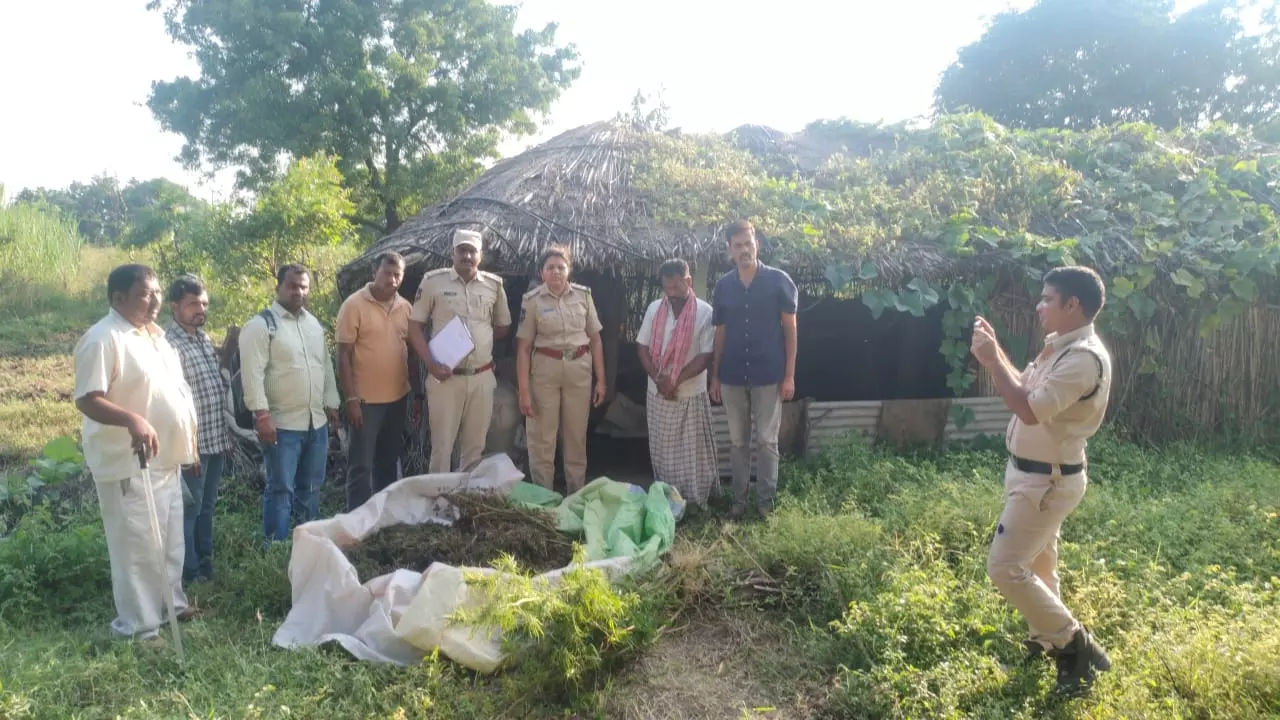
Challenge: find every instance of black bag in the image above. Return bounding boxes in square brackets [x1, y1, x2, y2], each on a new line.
[230, 309, 278, 430]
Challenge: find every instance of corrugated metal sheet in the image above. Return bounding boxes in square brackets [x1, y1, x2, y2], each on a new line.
[710, 405, 736, 477]
[944, 397, 1012, 441]
[806, 401, 882, 455]
[710, 396, 1014, 475]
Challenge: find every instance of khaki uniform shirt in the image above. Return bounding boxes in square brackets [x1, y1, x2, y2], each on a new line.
[74, 309, 198, 480]
[410, 269, 512, 370]
[1006, 324, 1112, 465]
[516, 283, 603, 349]
[239, 302, 341, 431]
[335, 284, 413, 403]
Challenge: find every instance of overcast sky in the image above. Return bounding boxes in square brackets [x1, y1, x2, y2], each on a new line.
[0, 0, 1206, 202]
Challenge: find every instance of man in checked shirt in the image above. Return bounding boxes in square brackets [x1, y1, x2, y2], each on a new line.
[165, 275, 232, 584]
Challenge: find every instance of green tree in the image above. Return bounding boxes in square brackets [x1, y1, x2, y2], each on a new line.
[146, 0, 580, 235]
[16, 176, 128, 244]
[935, 0, 1280, 131]
[158, 153, 358, 327]
[121, 177, 209, 252]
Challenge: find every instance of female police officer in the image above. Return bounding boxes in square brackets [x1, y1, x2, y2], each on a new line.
[515, 245, 607, 492]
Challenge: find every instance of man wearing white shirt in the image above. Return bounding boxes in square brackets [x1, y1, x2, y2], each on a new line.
[637, 259, 718, 505]
[239, 264, 341, 543]
[74, 264, 199, 639]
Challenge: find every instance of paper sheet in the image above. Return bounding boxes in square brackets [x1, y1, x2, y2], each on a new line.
[428, 316, 475, 369]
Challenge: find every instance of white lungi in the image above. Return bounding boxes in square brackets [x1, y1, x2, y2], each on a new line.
[94, 466, 189, 637]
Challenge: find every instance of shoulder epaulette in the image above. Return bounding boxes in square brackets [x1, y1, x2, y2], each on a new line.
[522, 286, 542, 300]
[423, 267, 450, 279]
[478, 270, 503, 284]
[570, 282, 591, 293]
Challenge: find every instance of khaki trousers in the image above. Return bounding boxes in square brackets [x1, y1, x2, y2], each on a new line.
[527, 352, 592, 492]
[987, 460, 1087, 650]
[427, 370, 497, 474]
[95, 466, 190, 637]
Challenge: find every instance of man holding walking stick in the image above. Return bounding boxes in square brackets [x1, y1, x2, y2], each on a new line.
[74, 264, 200, 642]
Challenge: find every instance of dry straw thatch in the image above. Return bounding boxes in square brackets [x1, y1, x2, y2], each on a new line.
[338, 121, 720, 294]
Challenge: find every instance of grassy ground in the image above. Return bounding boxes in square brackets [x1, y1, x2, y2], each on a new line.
[1, 245, 1278, 719]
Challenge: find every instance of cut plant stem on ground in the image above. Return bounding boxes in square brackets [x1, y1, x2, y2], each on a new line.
[344, 493, 575, 579]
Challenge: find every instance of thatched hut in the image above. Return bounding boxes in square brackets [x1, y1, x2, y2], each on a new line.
[341, 113, 1280, 478]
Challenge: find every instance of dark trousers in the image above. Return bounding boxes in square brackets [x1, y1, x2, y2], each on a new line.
[345, 394, 408, 511]
[182, 452, 224, 583]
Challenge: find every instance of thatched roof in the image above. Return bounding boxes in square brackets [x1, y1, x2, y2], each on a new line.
[338, 120, 719, 295]
[343, 113, 1280, 307]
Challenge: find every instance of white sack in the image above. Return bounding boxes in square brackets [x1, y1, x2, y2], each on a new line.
[271, 453, 634, 670]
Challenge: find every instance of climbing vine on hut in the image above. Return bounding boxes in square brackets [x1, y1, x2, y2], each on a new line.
[629, 113, 1280, 429]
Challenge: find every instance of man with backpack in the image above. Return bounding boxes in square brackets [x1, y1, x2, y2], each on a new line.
[238, 264, 341, 543]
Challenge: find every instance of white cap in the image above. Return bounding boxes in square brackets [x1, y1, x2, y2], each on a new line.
[453, 229, 482, 251]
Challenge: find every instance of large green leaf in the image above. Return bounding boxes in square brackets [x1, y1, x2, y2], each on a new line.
[895, 290, 926, 317]
[861, 289, 897, 320]
[1169, 268, 1205, 298]
[946, 283, 977, 312]
[1111, 276, 1135, 300]
[906, 278, 940, 307]
[1127, 291, 1157, 321]
[823, 264, 855, 291]
[41, 435, 83, 465]
[1229, 276, 1258, 303]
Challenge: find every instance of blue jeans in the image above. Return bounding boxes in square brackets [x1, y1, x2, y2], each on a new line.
[263, 427, 329, 542]
[182, 452, 225, 582]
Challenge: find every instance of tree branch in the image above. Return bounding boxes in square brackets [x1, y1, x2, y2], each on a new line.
[347, 214, 387, 236]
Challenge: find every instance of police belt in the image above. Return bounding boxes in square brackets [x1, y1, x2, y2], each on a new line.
[451, 362, 493, 376]
[1011, 455, 1086, 476]
[534, 345, 590, 361]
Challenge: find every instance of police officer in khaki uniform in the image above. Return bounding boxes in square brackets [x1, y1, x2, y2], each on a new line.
[409, 229, 512, 473]
[515, 245, 607, 492]
[970, 265, 1113, 697]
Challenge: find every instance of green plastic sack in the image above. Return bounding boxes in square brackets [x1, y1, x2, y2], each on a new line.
[553, 477, 683, 571]
[507, 481, 563, 510]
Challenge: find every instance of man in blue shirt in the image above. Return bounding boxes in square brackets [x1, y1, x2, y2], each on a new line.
[709, 220, 799, 519]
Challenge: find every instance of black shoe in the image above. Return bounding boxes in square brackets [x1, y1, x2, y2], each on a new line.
[1023, 640, 1048, 666]
[1053, 628, 1111, 696]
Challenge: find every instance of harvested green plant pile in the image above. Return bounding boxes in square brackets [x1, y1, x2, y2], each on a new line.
[345, 492, 575, 580]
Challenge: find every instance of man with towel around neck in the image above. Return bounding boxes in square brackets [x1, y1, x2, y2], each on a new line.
[637, 258, 718, 505]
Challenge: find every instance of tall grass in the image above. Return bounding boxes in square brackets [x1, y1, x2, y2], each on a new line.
[0, 204, 83, 311]
[719, 432, 1280, 718]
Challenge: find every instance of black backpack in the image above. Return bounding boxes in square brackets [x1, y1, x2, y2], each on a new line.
[230, 309, 278, 430]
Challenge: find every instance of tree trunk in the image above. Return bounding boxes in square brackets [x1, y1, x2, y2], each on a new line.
[385, 198, 401, 233]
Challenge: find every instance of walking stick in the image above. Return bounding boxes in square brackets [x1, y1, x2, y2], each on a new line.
[136, 448, 185, 662]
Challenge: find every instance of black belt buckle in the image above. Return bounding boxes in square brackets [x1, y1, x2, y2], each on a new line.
[1012, 455, 1085, 476]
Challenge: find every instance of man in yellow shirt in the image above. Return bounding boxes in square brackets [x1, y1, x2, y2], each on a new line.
[335, 252, 422, 509]
[74, 264, 199, 639]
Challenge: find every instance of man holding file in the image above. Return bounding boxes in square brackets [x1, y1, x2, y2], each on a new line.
[409, 229, 512, 473]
